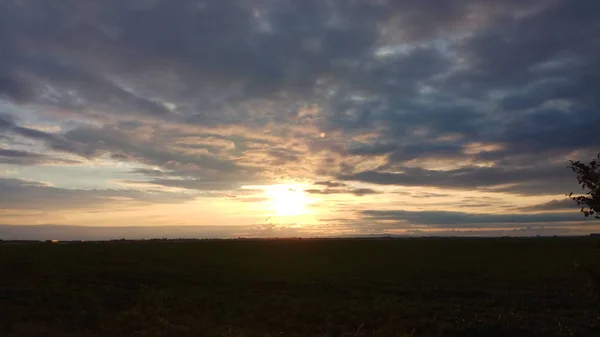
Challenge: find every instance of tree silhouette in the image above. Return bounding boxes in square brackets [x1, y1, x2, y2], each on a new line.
[568, 152, 600, 219]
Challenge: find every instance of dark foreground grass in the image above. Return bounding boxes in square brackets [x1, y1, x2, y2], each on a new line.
[1, 237, 600, 336]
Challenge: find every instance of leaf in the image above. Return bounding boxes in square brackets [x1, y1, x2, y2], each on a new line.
[567, 152, 600, 219]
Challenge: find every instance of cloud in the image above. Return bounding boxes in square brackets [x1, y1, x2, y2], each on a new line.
[305, 187, 380, 197]
[0, 0, 599, 235]
[0, 114, 98, 158]
[339, 164, 579, 195]
[0, 148, 42, 158]
[0, 1, 391, 123]
[521, 199, 581, 212]
[360, 209, 590, 228]
[403, 227, 598, 237]
[0, 224, 245, 241]
[412, 192, 453, 199]
[0, 178, 195, 210]
[0, 148, 79, 165]
[124, 178, 245, 192]
[0, 1, 548, 123]
[313, 181, 347, 188]
[0, 72, 34, 103]
[1, 116, 265, 190]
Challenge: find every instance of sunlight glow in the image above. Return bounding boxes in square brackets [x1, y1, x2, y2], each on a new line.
[264, 184, 314, 217]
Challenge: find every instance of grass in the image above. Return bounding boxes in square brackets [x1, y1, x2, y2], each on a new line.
[1, 237, 600, 336]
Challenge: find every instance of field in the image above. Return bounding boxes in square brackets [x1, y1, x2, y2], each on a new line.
[1, 237, 600, 337]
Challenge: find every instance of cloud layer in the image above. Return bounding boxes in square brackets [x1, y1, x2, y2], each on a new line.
[1, 0, 599, 238]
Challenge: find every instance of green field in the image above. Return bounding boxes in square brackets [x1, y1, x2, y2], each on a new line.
[1, 237, 600, 336]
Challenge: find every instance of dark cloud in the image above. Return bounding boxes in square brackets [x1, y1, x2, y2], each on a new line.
[129, 168, 173, 177]
[0, 115, 96, 158]
[61, 125, 266, 190]
[0, 148, 78, 165]
[0, 223, 329, 240]
[0, 1, 542, 122]
[412, 192, 452, 199]
[0, 224, 245, 241]
[0, 72, 34, 103]
[126, 178, 245, 192]
[314, 181, 347, 188]
[387, 143, 465, 163]
[319, 1, 600, 198]
[348, 142, 398, 157]
[404, 227, 596, 237]
[0, 148, 42, 158]
[446, 0, 600, 97]
[267, 148, 300, 165]
[0, 0, 394, 123]
[0, 178, 195, 210]
[305, 187, 380, 197]
[436, 1, 600, 161]
[361, 209, 590, 228]
[0, 115, 15, 129]
[339, 164, 579, 195]
[1, 117, 260, 187]
[62, 126, 240, 171]
[521, 199, 581, 212]
[2, 117, 263, 192]
[123, 176, 254, 193]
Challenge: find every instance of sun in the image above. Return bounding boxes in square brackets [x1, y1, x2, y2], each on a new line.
[264, 184, 313, 217]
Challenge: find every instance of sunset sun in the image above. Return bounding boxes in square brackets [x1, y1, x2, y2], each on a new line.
[264, 184, 313, 217]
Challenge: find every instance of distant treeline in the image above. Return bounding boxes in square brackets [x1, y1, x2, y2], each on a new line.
[2, 234, 600, 244]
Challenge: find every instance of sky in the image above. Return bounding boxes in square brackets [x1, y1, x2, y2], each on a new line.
[1, 0, 600, 240]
